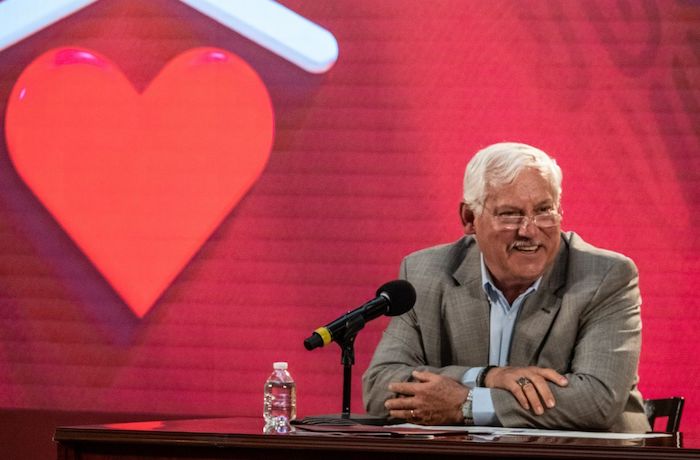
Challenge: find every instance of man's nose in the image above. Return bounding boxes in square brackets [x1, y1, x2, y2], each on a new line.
[517, 217, 538, 237]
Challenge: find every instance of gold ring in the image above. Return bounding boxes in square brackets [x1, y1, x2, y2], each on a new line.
[516, 377, 532, 388]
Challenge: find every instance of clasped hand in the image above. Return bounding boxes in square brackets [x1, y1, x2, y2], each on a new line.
[385, 370, 468, 425]
[385, 367, 568, 425]
[484, 366, 568, 415]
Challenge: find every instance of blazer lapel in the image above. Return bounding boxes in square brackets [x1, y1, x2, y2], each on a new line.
[509, 236, 569, 366]
[443, 238, 490, 365]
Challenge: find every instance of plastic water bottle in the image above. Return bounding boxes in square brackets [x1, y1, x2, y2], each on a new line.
[263, 362, 296, 433]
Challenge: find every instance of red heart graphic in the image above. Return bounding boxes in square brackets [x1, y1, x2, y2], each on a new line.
[5, 47, 274, 317]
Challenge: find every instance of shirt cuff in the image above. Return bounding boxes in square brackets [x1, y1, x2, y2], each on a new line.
[472, 387, 500, 426]
[462, 367, 484, 389]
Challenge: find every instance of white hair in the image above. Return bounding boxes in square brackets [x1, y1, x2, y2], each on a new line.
[462, 142, 563, 214]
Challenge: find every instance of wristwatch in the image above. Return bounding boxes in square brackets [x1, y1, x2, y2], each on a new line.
[461, 390, 474, 425]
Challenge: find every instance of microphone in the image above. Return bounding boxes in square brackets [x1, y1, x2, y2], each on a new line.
[304, 280, 416, 351]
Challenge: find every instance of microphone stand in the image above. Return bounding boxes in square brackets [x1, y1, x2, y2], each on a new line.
[296, 313, 392, 426]
[338, 313, 365, 418]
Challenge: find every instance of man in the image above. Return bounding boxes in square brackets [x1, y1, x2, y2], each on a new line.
[362, 142, 649, 432]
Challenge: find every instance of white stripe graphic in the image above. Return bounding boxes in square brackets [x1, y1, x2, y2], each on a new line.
[0, 0, 338, 74]
[0, 0, 98, 52]
[178, 0, 338, 73]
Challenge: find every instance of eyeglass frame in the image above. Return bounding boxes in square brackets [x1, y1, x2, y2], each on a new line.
[481, 205, 563, 230]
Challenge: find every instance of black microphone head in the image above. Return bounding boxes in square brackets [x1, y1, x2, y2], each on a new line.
[376, 280, 416, 316]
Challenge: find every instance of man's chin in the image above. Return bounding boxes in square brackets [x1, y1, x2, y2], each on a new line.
[508, 264, 547, 284]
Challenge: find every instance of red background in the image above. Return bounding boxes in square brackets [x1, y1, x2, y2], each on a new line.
[0, 0, 698, 453]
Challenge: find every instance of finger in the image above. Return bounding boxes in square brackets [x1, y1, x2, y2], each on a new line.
[410, 370, 436, 382]
[529, 376, 556, 409]
[388, 381, 417, 396]
[388, 409, 416, 421]
[384, 396, 413, 411]
[508, 381, 530, 410]
[532, 367, 568, 386]
[521, 381, 544, 415]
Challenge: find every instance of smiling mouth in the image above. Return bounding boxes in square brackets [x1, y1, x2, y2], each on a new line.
[510, 242, 541, 253]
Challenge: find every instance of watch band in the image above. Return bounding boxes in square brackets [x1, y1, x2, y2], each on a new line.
[477, 365, 496, 387]
[461, 390, 474, 425]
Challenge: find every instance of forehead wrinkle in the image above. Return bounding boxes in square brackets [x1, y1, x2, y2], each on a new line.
[486, 171, 557, 212]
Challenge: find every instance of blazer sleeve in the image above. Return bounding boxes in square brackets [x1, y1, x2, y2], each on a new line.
[362, 256, 473, 417]
[493, 255, 648, 432]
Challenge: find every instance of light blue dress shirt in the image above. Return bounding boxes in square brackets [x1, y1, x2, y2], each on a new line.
[461, 255, 541, 426]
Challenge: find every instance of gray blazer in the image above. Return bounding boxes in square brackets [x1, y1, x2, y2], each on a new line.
[362, 232, 650, 432]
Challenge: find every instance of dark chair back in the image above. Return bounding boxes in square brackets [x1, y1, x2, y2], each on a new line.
[644, 397, 684, 432]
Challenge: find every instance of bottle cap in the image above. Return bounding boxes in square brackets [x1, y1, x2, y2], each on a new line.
[273, 362, 288, 370]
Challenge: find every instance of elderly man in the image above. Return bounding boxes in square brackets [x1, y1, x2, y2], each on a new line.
[362, 142, 649, 432]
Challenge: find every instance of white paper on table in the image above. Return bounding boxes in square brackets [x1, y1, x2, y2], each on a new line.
[389, 424, 672, 440]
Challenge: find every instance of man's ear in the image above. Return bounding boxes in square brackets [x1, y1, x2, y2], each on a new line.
[459, 202, 476, 235]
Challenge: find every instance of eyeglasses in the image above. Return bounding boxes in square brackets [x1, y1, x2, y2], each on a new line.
[488, 208, 562, 230]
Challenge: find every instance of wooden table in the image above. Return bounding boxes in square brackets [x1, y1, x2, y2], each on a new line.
[54, 416, 700, 460]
